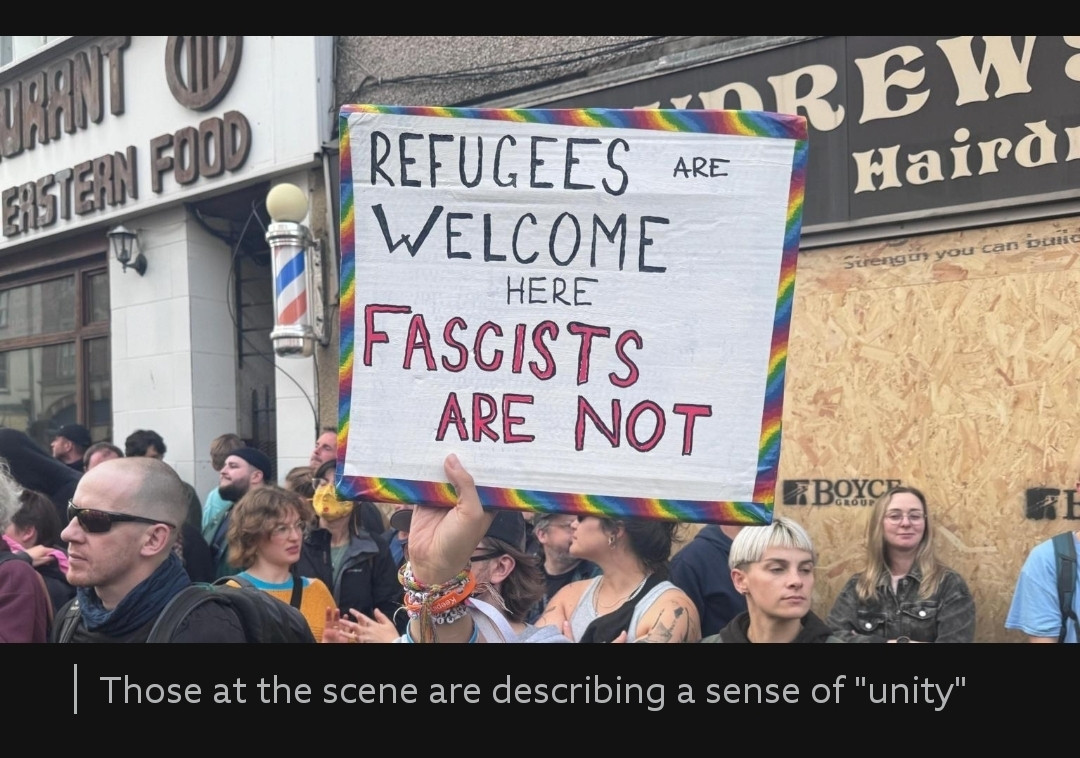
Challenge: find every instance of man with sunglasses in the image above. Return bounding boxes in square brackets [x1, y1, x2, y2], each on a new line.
[53, 456, 246, 643]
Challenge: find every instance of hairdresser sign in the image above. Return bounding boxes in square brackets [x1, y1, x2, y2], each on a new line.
[337, 105, 806, 525]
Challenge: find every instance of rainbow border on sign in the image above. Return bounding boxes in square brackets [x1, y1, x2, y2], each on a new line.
[337, 105, 807, 525]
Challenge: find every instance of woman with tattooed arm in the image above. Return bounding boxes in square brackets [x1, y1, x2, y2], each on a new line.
[535, 514, 700, 643]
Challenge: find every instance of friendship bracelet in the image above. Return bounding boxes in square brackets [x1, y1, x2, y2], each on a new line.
[428, 604, 469, 625]
[406, 596, 471, 624]
[398, 562, 471, 594]
[405, 612, 478, 643]
[404, 572, 477, 617]
[399, 561, 477, 642]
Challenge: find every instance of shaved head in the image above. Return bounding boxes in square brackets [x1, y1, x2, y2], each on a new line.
[80, 457, 188, 544]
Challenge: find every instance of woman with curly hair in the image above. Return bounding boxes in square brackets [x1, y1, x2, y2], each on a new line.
[826, 486, 975, 643]
[226, 485, 336, 641]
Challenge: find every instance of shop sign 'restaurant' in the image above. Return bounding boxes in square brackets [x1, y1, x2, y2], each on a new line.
[1, 36, 251, 239]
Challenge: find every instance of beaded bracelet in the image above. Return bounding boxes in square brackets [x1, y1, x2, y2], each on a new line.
[399, 561, 476, 641]
[405, 615, 478, 643]
[398, 562, 471, 594]
[430, 603, 469, 625]
[404, 572, 477, 617]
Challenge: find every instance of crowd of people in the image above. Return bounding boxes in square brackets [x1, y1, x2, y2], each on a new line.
[0, 424, 1077, 644]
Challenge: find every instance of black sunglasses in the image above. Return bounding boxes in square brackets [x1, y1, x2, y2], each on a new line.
[67, 502, 176, 534]
[470, 548, 506, 562]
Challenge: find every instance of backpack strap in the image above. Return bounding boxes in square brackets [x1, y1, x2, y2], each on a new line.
[215, 572, 304, 609]
[209, 509, 232, 565]
[32, 569, 54, 633]
[289, 570, 303, 610]
[147, 585, 216, 643]
[1053, 531, 1078, 643]
[216, 574, 252, 589]
[54, 597, 83, 644]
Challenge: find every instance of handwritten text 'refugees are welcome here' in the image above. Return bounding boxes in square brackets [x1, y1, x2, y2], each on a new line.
[359, 127, 730, 455]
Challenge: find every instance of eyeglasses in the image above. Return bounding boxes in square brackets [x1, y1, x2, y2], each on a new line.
[547, 520, 577, 531]
[67, 502, 176, 534]
[470, 548, 505, 562]
[884, 511, 925, 524]
[269, 520, 309, 539]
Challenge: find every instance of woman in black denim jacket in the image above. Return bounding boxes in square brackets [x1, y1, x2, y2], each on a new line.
[826, 486, 975, 643]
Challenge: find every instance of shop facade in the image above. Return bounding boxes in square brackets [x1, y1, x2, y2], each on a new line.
[1, 35, 336, 496]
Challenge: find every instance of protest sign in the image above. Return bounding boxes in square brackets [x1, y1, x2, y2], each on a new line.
[337, 105, 806, 524]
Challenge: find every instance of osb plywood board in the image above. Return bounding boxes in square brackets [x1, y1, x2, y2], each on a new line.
[777, 217, 1080, 642]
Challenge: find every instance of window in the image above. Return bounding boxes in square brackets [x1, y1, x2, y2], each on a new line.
[57, 343, 76, 379]
[0, 259, 110, 448]
[0, 36, 64, 68]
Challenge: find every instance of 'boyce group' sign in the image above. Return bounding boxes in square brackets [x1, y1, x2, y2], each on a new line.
[336, 106, 806, 525]
[545, 36, 1080, 232]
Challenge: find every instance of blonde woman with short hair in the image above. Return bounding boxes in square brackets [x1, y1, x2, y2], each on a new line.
[701, 517, 840, 643]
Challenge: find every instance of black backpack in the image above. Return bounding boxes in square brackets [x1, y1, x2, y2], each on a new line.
[1053, 531, 1079, 643]
[55, 575, 317, 643]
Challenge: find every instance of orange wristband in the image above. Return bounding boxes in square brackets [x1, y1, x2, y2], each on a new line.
[404, 571, 477, 616]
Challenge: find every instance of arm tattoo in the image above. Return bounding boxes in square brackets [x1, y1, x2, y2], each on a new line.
[635, 606, 690, 643]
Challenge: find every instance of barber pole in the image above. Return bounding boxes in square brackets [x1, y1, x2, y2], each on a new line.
[270, 227, 311, 339]
[266, 183, 316, 357]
